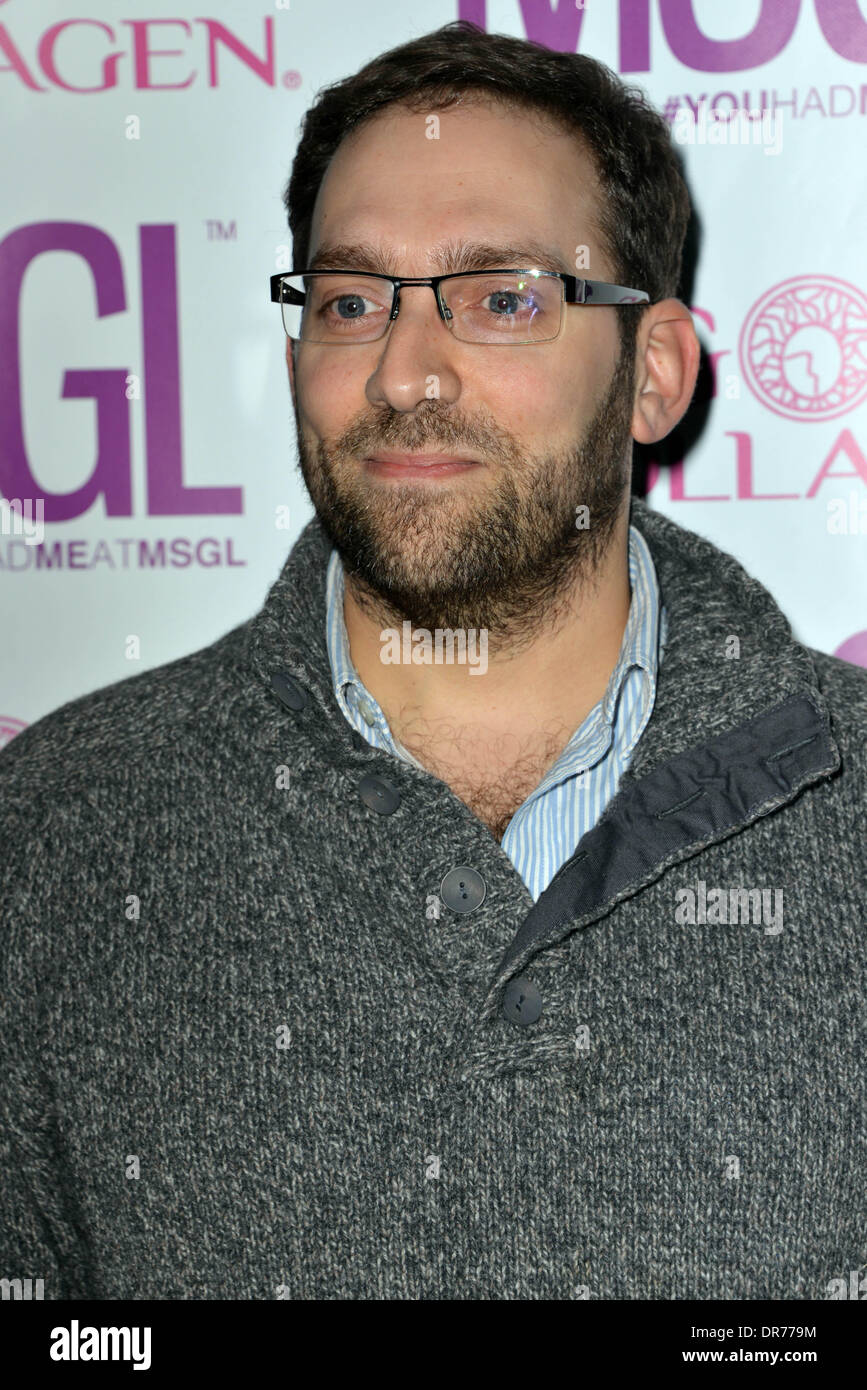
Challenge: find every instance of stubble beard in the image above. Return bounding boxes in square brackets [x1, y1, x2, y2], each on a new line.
[294, 340, 636, 654]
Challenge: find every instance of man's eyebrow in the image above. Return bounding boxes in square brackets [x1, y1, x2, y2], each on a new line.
[304, 239, 573, 276]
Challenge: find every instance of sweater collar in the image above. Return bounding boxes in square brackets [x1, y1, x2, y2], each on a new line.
[620, 497, 832, 785]
[243, 494, 835, 770]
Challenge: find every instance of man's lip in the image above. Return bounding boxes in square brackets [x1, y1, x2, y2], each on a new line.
[363, 451, 481, 467]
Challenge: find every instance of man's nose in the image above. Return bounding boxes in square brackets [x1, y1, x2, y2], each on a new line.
[365, 285, 463, 413]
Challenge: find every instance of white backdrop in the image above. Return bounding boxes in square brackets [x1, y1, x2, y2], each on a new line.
[2, 0, 866, 749]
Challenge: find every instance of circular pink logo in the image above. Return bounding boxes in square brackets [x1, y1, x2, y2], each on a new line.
[739, 275, 867, 421]
[834, 631, 867, 669]
[0, 715, 27, 750]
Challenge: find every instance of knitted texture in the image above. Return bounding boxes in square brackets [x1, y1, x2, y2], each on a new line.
[1, 496, 865, 1300]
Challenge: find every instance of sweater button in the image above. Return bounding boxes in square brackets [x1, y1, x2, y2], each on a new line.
[440, 866, 486, 913]
[359, 773, 402, 815]
[502, 976, 542, 1026]
[270, 669, 308, 711]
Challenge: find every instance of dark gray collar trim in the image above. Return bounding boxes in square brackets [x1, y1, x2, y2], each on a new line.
[483, 693, 840, 1014]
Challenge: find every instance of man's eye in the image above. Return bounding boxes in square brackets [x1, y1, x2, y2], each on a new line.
[324, 294, 372, 319]
[483, 291, 536, 315]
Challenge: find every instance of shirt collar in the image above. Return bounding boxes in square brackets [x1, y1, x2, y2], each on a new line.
[325, 548, 360, 715]
[598, 521, 663, 729]
[325, 522, 663, 738]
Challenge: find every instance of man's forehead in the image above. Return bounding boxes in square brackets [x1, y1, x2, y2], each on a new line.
[305, 237, 577, 276]
[306, 103, 605, 276]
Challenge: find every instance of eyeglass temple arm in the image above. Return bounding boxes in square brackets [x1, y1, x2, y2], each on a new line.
[575, 279, 650, 305]
[270, 276, 304, 305]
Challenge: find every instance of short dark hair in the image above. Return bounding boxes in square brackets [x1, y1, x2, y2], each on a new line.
[283, 20, 691, 357]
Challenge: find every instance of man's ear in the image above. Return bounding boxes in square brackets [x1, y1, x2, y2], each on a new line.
[631, 299, 700, 445]
[285, 337, 297, 406]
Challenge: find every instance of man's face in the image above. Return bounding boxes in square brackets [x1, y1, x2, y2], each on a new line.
[288, 99, 638, 640]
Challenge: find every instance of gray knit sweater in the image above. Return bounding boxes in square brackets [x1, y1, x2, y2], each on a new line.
[2, 496, 865, 1300]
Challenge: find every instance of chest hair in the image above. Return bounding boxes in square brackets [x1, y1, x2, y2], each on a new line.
[396, 717, 571, 841]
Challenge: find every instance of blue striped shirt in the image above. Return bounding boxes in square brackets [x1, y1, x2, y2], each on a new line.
[325, 525, 666, 901]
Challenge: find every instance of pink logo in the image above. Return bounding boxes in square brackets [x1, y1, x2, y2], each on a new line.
[458, 0, 867, 73]
[0, 714, 27, 749]
[739, 276, 867, 421]
[834, 631, 867, 669]
[0, 222, 242, 521]
[0, 10, 285, 92]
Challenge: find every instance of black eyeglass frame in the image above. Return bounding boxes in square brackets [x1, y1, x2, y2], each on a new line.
[270, 267, 651, 343]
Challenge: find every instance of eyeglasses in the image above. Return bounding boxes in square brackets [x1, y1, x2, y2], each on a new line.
[270, 268, 650, 345]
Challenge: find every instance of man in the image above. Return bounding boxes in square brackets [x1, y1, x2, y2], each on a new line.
[1, 22, 865, 1300]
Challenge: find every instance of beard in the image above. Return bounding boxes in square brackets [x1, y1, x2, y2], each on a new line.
[293, 339, 635, 654]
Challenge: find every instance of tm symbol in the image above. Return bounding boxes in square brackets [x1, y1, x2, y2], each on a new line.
[205, 219, 237, 241]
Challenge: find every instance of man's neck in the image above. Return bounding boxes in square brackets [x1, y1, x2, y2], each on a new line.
[341, 519, 633, 753]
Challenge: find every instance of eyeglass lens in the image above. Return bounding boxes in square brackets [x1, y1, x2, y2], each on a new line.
[281, 272, 563, 344]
